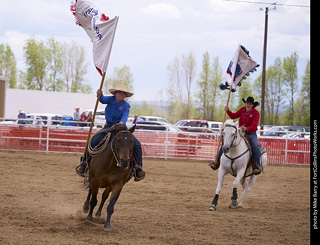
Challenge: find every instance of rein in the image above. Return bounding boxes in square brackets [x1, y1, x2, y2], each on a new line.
[224, 125, 238, 147]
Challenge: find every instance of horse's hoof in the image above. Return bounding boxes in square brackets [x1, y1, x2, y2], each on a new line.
[87, 215, 92, 221]
[209, 204, 216, 211]
[95, 211, 101, 217]
[104, 225, 111, 231]
[229, 200, 239, 209]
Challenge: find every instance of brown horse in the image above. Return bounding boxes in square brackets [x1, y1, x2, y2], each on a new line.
[82, 124, 136, 231]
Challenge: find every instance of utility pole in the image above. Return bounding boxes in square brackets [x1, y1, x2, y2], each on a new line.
[260, 4, 276, 135]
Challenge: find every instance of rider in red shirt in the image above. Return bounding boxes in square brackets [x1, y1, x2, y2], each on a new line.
[210, 96, 261, 175]
[226, 104, 260, 133]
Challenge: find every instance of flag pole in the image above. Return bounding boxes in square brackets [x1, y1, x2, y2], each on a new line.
[215, 82, 233, 158]
[82, 71, 106, 159]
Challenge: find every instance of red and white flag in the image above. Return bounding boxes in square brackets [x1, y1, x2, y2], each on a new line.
[220, 44, 259, 92]
[71, 0, 118, 76]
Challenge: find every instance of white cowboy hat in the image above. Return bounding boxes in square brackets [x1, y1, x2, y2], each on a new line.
[18, 108, 24, 113]
[109, 84, 133, 97]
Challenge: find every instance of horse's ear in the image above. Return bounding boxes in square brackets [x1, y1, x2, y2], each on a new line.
[235, 120, 239, 127]
[129, 124, 136, 133]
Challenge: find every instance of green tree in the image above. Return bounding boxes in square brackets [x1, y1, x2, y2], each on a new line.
[208, 56, 223, 120]
[283, 51, 298, 125]
[296, 60, 310, 126]
[46, 37, 64, 92]
[167, 55, 186, 122]
[167, 52, 196, 122]
[130, 101, 154, 117]
[197, 51, 211, 119]
[104, 65, 134, 98]
[264, 57, 285, 125]
[181, 51, 196, 119]
[23, 36, 50, 90]
[62, 41, 91, 93]
[0, 43, 17, 88]
[197, 54, 223, 121]
[254, 57, 288, 125]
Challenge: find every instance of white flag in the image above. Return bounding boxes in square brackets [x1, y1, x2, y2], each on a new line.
[71, 0, 118, 75]
[226, 45, 241, 89]
[221, 44, 259, 92]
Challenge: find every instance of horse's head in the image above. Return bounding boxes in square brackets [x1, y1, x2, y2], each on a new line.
[222, 120, 239, 153]
[112, 124, 136, 168]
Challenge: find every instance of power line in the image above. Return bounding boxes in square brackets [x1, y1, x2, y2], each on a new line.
[222, 0, 310, 8]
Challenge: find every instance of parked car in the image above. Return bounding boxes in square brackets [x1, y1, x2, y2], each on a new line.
[0, 113, 63, 126]
[174, 120, 208, 132]
[138, 116, 169, 123]
[26, 113, 63, 126]
[207, 121, 223, 134]
[263, 126, 310, 137]
[135, 121, 181, 132]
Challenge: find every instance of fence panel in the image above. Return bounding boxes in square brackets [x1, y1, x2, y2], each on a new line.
[0, 124, 310, 165]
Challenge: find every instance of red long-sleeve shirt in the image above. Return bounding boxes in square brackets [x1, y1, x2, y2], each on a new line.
[227, 107, 260, 133]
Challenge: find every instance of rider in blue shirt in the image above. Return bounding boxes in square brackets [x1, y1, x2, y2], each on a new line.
[100, 95, 130, 125]
[76, 84, 145, 181]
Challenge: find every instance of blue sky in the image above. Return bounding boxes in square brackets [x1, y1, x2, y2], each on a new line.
[0, 0, 310, 101]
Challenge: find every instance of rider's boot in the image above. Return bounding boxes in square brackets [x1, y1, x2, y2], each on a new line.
[133, 140, 145, 181]
[134, 165, 145, 181]
[209, 155, 221, 170]
[75, 155, 90, 177]
[252, 161, 261, 175]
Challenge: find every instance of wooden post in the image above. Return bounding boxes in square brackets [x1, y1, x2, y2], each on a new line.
[0, 77, 8, 121]
[260, 7, 269, 136]
[82, 72, 106, 159]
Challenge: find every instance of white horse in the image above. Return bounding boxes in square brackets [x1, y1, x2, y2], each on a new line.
[209, 119, 267, 211]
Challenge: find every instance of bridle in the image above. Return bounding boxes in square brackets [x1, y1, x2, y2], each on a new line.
[111, 130, 134, 168]
[224, 124, 238, 148]
[223, 124, 250, 176]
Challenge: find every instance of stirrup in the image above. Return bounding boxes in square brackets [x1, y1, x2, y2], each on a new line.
[75, 162, 88, 177]
[252, 163, 261, 175]
[133, 168, 145, 181]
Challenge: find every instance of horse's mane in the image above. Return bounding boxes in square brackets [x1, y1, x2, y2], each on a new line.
[223, 119, 238, 128]
[110, 124, 129, 135]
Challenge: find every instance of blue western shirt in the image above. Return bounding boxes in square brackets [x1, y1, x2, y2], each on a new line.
[99, 95, 130, 124]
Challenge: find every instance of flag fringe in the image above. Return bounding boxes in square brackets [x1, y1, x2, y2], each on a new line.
[70, 0, 83, 27]
[239, 44, 260, 82]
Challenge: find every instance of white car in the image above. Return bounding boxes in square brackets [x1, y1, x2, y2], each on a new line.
[26, 113, 63, 126]
[0, 113, 63, 126]
[207, 121, 223, 134]
[138, 116, 169, 123]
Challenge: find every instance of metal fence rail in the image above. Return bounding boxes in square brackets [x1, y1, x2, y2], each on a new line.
[0, 123, 310, 165]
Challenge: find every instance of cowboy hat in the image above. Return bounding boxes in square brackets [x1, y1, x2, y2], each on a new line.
[109, 84, 133, 97]
[242, 96, 260, 108]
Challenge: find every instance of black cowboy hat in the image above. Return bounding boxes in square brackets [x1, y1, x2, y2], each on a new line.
[242, 96, 260, 108]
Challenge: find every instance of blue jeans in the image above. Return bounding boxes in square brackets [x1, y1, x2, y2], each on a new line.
[218, 132, 260, 167]
[84, 124, 143, 168]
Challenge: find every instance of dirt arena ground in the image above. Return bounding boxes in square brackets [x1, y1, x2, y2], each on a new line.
[0, 151, 310, 244]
